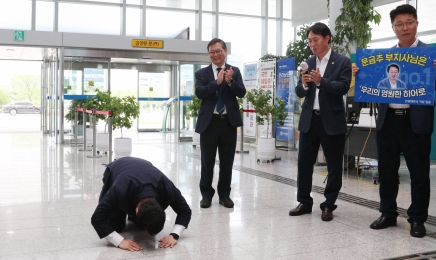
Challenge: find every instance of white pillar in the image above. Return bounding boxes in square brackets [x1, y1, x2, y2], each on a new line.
[329, 0, 342, 37]
[329, 1, 356, 55]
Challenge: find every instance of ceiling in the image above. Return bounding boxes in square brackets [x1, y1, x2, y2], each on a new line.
[0, 46, 45, 61]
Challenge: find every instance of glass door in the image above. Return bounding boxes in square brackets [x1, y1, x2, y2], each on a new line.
[46, 49, 58, 143]
[63, 57, 109, 141]
[178, 64, 207, 138]
[107, 62, 172, 132]
[136, 64, 172, 132]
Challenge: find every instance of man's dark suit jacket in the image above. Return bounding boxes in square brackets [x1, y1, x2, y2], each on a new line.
[91, 157, 192, 239]
[296, 50, 352, 135]
[194, 64, 246, 134]
[376, 40, 434, 134]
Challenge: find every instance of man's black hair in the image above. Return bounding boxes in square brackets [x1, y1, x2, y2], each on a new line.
[387, 64, 400, 73]
[306, 22, 332, 44]
[390, 4, 417, 23]
[136, 199, 166, 235]
[207, 38, 227, 51]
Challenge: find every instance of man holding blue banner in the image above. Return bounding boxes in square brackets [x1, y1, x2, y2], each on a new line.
[353, 4, 436, 238]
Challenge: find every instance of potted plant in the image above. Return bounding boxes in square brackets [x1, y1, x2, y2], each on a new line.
[111, 95, 140, 158]
[245, 88, 287, 162]
[65, 99, 89, 137]
[186, 95, 201, 147]
[94, 90, 114, 152]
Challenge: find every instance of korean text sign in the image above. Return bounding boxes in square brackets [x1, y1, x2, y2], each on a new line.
[354, 47, 435, 106]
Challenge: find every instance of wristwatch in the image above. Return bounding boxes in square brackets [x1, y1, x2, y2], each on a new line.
[170, 233, 179, 240]
[228, 78, 234, 85]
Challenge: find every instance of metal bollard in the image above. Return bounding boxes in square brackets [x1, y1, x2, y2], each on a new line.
[87, 110, 102, 158]
[102, 111, 113, 166]
[79, 108, 91, 151]
[71, 109, 82, 146]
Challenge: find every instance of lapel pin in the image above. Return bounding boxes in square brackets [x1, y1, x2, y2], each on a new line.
[332, 62, 335, 65]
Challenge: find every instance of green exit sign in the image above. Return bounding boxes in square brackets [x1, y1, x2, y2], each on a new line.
[14, 30, 24, 41]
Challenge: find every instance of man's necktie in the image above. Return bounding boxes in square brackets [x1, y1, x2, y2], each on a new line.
[216, 67, 224, 114]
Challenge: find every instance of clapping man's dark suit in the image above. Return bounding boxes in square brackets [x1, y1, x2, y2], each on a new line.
[195, 38, 246, 208]
[289, 23, 351, 221]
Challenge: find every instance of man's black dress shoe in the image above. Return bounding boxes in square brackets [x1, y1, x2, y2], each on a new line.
[219, 197, 234, 208]
[200, 197, 212, 208]
[321, 207, 333, 221]
[289, 203, 312, 216]
[370, 215, 397, 229]
[410, 221, 426, 238]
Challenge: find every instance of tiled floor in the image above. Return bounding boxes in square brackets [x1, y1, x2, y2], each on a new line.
[1, 131, 436, 260]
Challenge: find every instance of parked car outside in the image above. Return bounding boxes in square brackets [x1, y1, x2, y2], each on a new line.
[2, 102, 41, 115]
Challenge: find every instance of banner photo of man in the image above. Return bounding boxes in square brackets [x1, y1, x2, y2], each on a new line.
[354, 47, 436, 106]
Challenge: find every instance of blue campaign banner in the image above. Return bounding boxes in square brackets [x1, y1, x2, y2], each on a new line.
[275, 58, 295, 142]
[355, 47, 436, 106]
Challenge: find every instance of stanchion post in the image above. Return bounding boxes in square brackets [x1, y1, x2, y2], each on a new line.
[71, 108, 81, 146]
[108, 111, 113, 164]
[236, 112, 249, 154]
[79, 108, 91, 151]
[88, 110, 102, 158]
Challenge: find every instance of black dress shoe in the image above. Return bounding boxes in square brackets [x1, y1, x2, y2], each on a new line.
[200, 197, 212, 208]
[219, 197, 234, 208]
[289, 203, 312, 216]
[370, 215, 397, 230]
[321, 207, 333, 221]
[410, 221, 426, 238]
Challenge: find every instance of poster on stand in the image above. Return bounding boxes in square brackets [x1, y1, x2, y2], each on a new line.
[258, 60, 275, 138]
[243, 62, 258, 137]
[354, 47, 436, 106]
[275, 58, 295, 142]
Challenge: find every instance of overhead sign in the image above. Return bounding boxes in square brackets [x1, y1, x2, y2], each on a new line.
[355, 47, 436, 106]
[131, 39, 164, 49]
[14, 30, 24, 41]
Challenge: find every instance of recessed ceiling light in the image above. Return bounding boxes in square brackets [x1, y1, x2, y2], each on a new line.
[6, 49, 15, 52]
[146, 61, 152, 64]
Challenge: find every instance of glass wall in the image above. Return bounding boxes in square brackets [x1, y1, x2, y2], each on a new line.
[417, 0, 436, 44]
[138, 71, 171, 131]
[0, 0, 31, 30]
[58, 3, 121, 35]
[220, 15, 262, 68]
[145, 9, 196, 39]
[0, 0, 434, 59]
[36, 1, 54, 31]
[0, 0, 301, 59]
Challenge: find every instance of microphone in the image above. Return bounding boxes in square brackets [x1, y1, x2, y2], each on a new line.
[300, 61, 309, 74]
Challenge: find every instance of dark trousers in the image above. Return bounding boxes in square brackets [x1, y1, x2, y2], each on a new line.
[199, 114, 237, 198]
[377, 112, 431, 223]
[99, 168, 127, 232]
[297, 114, 345, 210]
